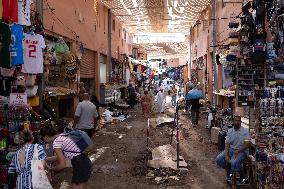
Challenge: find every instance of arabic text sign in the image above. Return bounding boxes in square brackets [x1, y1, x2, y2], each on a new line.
[9, 93, 27, 105]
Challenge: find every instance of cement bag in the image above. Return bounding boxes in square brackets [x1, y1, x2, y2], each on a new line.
[211, 127, 221, 144]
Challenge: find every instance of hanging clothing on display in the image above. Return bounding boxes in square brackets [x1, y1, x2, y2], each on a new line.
[10, 24, 24, 66]
[0, 0, 3, 19]
[133, 65, 138, 72]
[0, 67, 15, 77]
[0, 77, 12, 96]
[2, 0, 18, 23]
[0, 22, 12, 68]
[141, 65, 144, 73]
[17, 0, 33, 26]
[22, 33, 45, 74]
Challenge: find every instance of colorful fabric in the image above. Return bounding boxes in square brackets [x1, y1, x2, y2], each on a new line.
[8, 144, 47, 189]
[18, 0, 33, 26]
[10, 24, 24, 65]
[22, 33, 45, 74]
[53, 134, 81, 159]
[2, 0, 18, 22]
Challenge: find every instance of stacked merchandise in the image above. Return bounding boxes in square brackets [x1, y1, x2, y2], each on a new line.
[255, 0, 284, 188]
[0, 1, 45, 187]
[237, 1, 266, 106]
[0, 0, 45, 101]
[0, 104, 42, 188]
[258, 87, 284, 188]
[0, 97, 8, 188]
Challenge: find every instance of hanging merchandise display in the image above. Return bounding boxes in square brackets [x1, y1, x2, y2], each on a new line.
[2, 0, 18, 23]
[65, 54, 78, 81]
[0, 21, 11, 69]
[54, 37, 69, 55]
[17, 0, 33, 26]
[0, 0, 2, 20]
[9, 24, 24, 66]
[0, 76, 13, 97]
[254, 0, 284, 188]
[22, 33, 45, 74]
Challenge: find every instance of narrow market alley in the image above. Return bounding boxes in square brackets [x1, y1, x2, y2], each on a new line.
[51, 106, 227, 189]
[1, 0, 284, 189]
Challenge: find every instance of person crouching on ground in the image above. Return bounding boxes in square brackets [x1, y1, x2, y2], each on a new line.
[141, 90, 152, 118]
[40, 125, 92, 189]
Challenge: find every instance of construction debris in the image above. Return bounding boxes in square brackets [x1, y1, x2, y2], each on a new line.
[147, 144, 187, 170]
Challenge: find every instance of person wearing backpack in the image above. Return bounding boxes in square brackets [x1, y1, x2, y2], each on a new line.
[40, 125, 93, 189]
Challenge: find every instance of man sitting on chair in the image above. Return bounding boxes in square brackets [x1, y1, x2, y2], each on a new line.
[215, 115, 251, 182]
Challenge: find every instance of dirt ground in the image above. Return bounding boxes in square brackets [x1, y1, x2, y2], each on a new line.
[52, 106, 229, 189]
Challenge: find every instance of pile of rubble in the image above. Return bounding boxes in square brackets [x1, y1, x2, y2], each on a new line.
[132, 144, 189, 185]
[99, 108, 129, 125]
[147, 145, 189, 184]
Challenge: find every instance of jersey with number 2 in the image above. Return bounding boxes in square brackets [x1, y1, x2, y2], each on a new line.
[22, 34, 45, 74]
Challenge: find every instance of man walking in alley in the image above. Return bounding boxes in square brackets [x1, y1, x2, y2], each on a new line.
[187, 85, 203, 127]
[74, 93, 99, 138]
[127, 83, 136, 108]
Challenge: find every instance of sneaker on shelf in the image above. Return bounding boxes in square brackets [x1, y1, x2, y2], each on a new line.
[225, 174, 232, 183]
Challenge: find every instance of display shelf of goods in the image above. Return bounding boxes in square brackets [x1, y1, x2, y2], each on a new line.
[256, 87, 284, 188]
[237, 60, 266, 106]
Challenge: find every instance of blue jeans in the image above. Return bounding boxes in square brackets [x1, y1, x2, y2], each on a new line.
[216, 148, 247, 172]
[171, 96, 177, 106]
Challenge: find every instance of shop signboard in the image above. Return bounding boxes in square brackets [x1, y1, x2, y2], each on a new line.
[9, 93, 27, 105]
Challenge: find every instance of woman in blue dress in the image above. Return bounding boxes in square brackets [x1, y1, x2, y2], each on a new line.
[8, 129, 47, 189]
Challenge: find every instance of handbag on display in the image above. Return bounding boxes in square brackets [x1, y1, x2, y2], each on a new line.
[31, 144, 53, 189]
[25, 85, 38, 97]
[229, 31, 239, 38]
[254, 39, 266, 52]
[229, 22, 239, 29]
[252, 51, 266, 64]
[255, 23, 266, 38]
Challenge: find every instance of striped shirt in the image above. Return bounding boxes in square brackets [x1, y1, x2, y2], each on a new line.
[8, 144, 46, 189]
[53, 135, 81, 159]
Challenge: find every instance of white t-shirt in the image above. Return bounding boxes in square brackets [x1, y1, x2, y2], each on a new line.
[22, 33, 45, 74]
[75, 100, 98, 129]
[18, 0, 33, 26]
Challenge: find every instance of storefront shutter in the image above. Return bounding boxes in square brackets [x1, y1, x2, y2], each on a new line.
[80, 49, 96, 78]
[99, 53, 107, 64]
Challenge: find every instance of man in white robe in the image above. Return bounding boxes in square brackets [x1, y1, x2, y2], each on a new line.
[156, 87, 166, 113]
